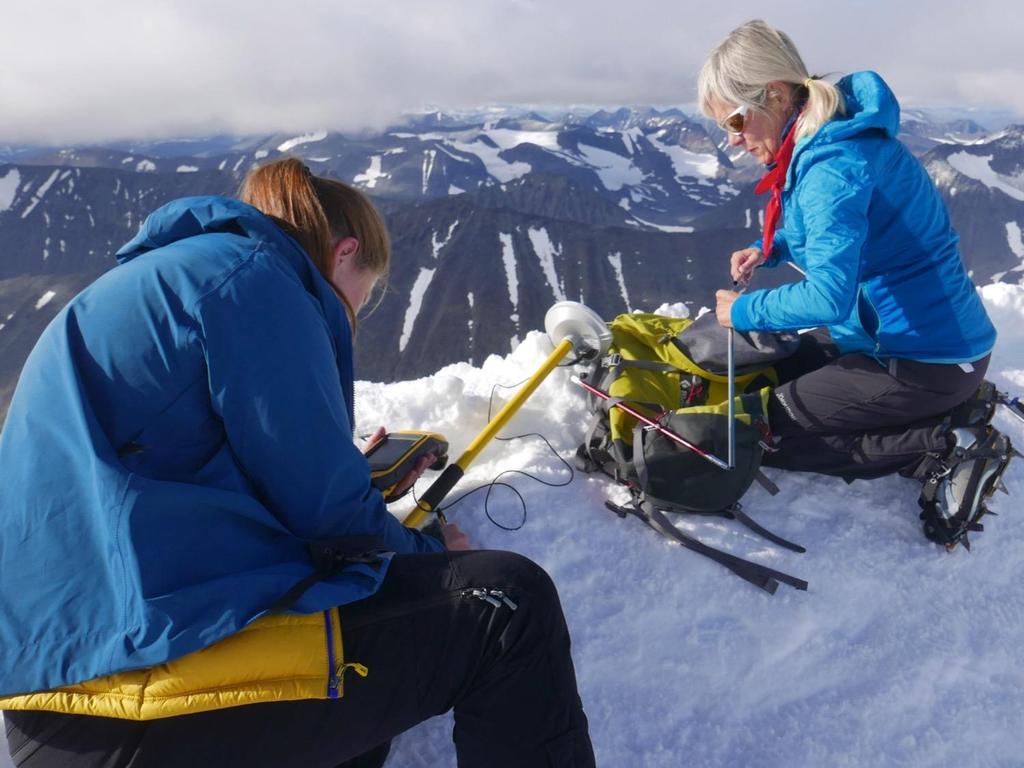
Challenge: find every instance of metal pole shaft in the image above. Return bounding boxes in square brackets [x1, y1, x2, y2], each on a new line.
[727, 325, 736, 470]
[573, 377, 730, 471]
[403, 337, 576, 528]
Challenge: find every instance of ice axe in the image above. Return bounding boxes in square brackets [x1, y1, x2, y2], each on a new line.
[403, 301, 611, 528]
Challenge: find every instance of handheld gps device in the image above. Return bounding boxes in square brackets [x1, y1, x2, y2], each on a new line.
[366, 431, 449, 501]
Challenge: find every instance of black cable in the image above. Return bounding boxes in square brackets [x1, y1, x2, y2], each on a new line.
[436, 430, 575, 531]
[412, 359, 581, 531]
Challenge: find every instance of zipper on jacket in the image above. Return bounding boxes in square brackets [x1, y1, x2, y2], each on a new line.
[324, 609, 340, 699]
[324, 608, 369, 699]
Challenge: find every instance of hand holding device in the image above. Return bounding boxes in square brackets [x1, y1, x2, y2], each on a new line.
[365, 431, 449, 502]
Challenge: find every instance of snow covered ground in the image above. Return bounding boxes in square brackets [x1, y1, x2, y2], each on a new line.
[4, 285, 1024, 767]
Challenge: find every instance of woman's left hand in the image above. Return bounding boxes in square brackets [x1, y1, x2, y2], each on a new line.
[363, 426, 435, 501]
[715, 290, 738, 328]
[362, 426, 387, 454]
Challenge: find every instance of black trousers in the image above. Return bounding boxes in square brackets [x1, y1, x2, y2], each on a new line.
[5, 550, 595, 768]
[763, 329, 989, 479]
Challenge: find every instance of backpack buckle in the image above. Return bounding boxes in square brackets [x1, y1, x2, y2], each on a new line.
[602, 353, 622, 368]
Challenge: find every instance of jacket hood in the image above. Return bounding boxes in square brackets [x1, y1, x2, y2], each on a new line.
[810, 70, 901, 145]
[115, 196, 301, 265]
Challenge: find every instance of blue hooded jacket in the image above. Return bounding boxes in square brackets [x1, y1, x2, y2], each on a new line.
[0, 197, 442, 697]
[732, 71, 996, 363]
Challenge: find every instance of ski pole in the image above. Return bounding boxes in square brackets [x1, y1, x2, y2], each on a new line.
[727, 281, 749, 470]
[727, 320, 736, 469]
[573, 376, 730, 471]
[403, 301, 611, 529]
[998, 391, 1024, 425]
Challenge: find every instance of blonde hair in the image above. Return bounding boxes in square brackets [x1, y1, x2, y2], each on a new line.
[239, 157, 390, 326]
[697, 19, 845, 143]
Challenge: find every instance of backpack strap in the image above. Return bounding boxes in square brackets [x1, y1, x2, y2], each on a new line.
[724, 503, 806, 553]
[605, 498, 808, 594]
[634, 437, 801, 553]
[603, 356, 680, 374]
[576, 410, 616, 473]
[753, 470, 780, 496]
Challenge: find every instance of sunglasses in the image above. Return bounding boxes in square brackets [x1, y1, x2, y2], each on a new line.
[719, 104, 751, 135]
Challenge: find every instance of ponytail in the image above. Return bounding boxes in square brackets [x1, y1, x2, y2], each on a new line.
[797, 76, 845, 142]
[238, 157, 391, 328]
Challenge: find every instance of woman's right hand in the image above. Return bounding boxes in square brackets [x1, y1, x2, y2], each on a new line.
[442, 523, 471, 551]
[731, 248, 764, 285]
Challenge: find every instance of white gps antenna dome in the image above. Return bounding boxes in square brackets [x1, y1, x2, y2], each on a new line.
[544, 301, 611, 359]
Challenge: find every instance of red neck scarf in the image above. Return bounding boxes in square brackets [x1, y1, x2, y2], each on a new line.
[754, 113, 801, 258]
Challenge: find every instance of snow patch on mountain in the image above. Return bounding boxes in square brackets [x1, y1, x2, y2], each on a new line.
[19, 170, 60, 220]
[527, 227, 566, 302]
[398, 222, 461, 351]
[354, 155, 386, 189]
[276, 130, 328, 153]
[34, 291, 56, 310]
[431, 143, 475, 167]
[607, 251, 631, 311]
[621, 127, 643, 156]
[449, 138, 531, 184]
[498, 232, 519, 319]
[652, 135, 721, 181]
[1007, 221, 1024, 261]
[994, 222, 1024, 282]
[483, 128, 562, 153]
[0, 168, 20, 212]
[629, 214, 694, 233]
[399, 268, 436, 353]
[947, 152, 1024, 201]
[176, 165, 198, 173]
[421, 150, 437, 194]
[574, 143, 644, 191]
[431, 221, 458, 260]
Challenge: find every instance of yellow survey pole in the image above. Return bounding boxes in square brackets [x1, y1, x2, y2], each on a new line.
[403, 337, 575, 528]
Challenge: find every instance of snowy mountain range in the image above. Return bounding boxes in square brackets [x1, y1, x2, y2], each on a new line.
[2, 107, 1023, 421]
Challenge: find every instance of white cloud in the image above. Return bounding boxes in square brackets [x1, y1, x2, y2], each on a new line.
[1, 0, 1021, 143]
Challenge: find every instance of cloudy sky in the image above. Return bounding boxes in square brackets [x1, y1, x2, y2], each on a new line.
[2, 0, 1021, 144]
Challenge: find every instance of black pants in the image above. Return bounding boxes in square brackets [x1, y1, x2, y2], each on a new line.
[763, 329, 989, 479]
[5, 550, 595, 768]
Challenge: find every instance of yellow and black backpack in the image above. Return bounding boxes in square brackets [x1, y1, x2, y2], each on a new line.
[575, 311, 808, 593]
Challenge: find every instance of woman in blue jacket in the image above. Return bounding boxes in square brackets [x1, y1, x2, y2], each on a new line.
[702, 20, 1007, 548]
[1, 158, 595, 767]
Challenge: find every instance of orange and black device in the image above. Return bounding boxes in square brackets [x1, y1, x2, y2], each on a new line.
[367, 431, 449, 501]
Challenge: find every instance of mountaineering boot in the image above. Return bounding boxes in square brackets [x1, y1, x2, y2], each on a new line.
[948, 380, 999, 429]
[919, 425, 1014, 550]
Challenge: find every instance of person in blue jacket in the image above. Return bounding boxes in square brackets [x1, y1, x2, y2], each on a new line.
[1, 158, 595, 767]
[701, 20, 1009, 548]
